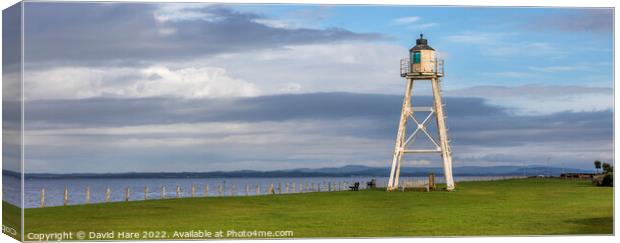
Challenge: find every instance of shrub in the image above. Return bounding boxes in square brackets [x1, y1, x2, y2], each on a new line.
[592, 173, 613, 187]
[601, 173, 613, 187]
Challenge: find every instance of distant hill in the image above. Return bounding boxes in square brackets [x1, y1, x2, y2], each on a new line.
[3, 165, 593, 179]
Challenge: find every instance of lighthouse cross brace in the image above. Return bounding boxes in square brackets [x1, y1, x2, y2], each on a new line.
[387, 75, 455, 191]
[404, 107, 440, 150]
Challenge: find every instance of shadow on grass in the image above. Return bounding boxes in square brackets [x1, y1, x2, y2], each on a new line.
[572, 183, 607, 188]
[564, 217, 613, 235]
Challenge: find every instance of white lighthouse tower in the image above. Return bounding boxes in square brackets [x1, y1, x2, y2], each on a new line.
[387, 34, 455, 191]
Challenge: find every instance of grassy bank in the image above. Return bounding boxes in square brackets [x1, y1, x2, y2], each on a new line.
[2, 199, 21, 240]
[13, 178, 614, 238]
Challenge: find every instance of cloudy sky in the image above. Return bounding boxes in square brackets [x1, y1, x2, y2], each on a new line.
[8, 2, 613, 173]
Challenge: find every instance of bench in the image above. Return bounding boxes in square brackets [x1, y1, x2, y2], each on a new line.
[399, 180, 430, 192]
[349, 182, 360, 191]
[366, 179, 376, 189]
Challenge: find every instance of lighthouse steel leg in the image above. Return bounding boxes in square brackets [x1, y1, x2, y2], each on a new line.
[431, 77, 455, 191]
[388, 78, 413, 190]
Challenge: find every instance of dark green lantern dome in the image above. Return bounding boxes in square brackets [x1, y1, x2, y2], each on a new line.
[410, 34, 435, 51]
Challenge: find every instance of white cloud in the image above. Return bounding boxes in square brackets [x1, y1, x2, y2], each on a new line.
[497, 93, 613, 114]
[24, 65, 260, 100]
[448, 84, 612, 98]
[527, 62, 611, 74]
[24, 42, 408, 100]
[485, 42, 563, 57]
[252, 18, 296, 29]
[445, 32, 563, 58]
[278, 83, 302, 92]
[529, 66, 576, 72]
[446, 84, 613, 114]
[445, 32, 508, 43]
[180, 42, 407, 95]
[391, 16, 421, 25]
[410, 22, 438, 29]
[391, 16, 437, 30]
[153, 4, 221, 23]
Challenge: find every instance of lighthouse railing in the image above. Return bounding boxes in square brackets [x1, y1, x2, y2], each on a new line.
[435, 59, 444, 76]
[400, 58, 410, 77]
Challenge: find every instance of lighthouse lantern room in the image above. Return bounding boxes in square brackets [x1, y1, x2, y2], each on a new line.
[401, 34, 444, 77]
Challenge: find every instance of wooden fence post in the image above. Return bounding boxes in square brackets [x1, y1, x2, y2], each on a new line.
[277, 182, 282, 194]
[105, 187, 111, 202]
[218, 184, 223, 196]
[245, 184, 249, 196]
[176, 185, 181, 198]
[85, 186, 90, 204]
[231, 184, 236, 196]
[428, 173, 436, 190]
[205, 184, 209, 197]
[161, 186, 166, 199]
[191, 184, 196, 197]
[256, 184, 260, 195]
[63, 187, 68, 206]
[144, 186, 149, 200]
[40, 188, 45, 208]
[269, 183, 275, 195]
[125, 187, 130, 202]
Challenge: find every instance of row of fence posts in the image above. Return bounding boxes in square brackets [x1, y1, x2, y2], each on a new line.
[39, 180, 365, 208]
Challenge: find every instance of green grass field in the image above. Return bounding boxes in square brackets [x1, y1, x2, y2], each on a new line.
[5, 178, 614, 239]
[2, 199, 21, 241]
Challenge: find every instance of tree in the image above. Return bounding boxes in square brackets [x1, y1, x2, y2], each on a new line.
[594, 160, 602, 174]
[602, 163, 613, 174]
[601, 173, 613, 187]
